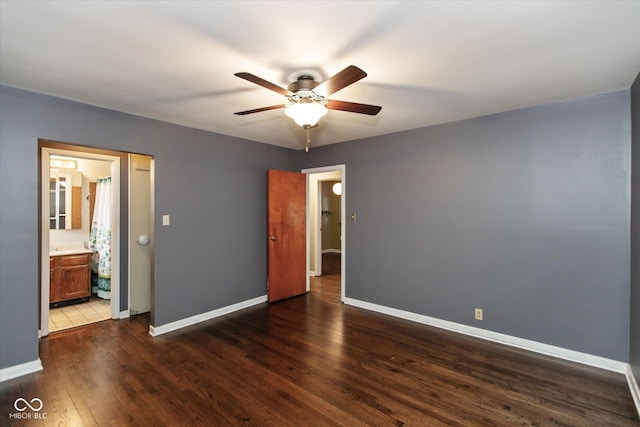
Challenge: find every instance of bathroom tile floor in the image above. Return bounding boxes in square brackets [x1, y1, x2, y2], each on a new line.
[49, 297, 111, 332]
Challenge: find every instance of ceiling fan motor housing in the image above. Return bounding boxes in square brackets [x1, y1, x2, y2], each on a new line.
[287, 76, 320, 93]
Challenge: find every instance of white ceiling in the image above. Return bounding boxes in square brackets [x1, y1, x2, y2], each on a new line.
[1, 1, 639, 150]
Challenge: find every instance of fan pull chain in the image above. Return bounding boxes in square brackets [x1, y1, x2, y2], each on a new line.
[304, 125, 310, 152]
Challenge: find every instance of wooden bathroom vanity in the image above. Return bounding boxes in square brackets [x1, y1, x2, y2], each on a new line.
[50, 252, 91, 304]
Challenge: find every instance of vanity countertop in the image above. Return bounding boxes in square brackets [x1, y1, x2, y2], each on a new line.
[49, 242, 93, 257]
[50, 248, 93, 256]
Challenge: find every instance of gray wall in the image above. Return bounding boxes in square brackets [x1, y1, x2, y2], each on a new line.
[0, 83, 633, 371]
[300, 90, 631, 361]
[0, 85, 297, 370]
[631, 73, 640, 384]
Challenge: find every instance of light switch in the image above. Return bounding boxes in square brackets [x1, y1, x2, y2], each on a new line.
[162, 215, 170, 226]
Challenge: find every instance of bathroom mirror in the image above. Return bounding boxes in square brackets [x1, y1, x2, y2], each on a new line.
[50, 169, 82, 230]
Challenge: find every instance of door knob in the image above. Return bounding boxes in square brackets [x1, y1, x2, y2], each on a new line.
[269, 236, 277, 241]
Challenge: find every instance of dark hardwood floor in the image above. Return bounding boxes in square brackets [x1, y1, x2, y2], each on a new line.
[1, 254, 637, 425]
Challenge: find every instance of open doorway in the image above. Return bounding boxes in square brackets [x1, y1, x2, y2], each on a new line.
[303, 165, 345, 302]
[40, 145, 122, 336]
[40, 145, 153, 337]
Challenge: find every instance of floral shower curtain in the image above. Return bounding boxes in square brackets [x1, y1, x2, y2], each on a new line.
[90, 177, 112, 299]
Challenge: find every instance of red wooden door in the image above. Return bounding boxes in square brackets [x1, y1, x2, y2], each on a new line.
[267, 169, 306, 302]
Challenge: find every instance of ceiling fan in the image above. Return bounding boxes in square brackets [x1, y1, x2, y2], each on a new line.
[234, 65, 382, 151]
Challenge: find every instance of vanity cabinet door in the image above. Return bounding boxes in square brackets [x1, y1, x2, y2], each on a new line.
[50, 254, 91, 303]
[59, 264, 90, 301]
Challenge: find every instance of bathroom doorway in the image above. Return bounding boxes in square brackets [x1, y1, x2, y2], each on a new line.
[40, 143, 122, 336]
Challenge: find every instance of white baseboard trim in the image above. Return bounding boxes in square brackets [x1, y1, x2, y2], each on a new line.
[119, 310, 130, 319]
[344, 298, 628, 374]
[321, 249, 342, 254]
[0, 359, 43, 382]
[627, 365, 640, 417]
[309, 271, 317, 277]
[149, 295, 268, 337]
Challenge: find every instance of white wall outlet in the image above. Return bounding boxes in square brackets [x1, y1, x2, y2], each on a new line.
[162, 214, 170, 226]
[474, 308, 483, 321]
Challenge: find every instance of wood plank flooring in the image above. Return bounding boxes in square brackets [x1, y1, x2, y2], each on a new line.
[1, 254, 637, 425]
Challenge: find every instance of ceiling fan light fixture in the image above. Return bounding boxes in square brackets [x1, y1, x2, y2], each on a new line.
[233, 65, 381, 150]
[285, 99, 328, 127]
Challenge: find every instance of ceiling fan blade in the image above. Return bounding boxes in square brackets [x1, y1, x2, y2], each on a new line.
[234, 72, 292, 96]
[316, 65, 367, 96]
[234, 104, 286, 115]
[326, 100, 382, 115]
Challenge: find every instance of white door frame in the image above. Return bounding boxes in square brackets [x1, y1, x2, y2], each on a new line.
[40, 147, 121, 337]
[302, 164, 345, 302]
